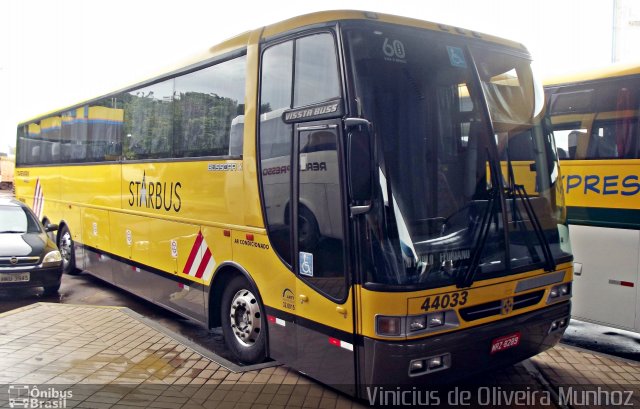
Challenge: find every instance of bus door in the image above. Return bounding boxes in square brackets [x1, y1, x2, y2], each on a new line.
[293, 121, 356, 394]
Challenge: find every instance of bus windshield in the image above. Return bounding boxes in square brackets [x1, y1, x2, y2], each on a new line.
[345, 24, 572, 289]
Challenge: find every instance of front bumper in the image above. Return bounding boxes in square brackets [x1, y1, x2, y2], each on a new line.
[0, 266, 63, 290]
[360, 301, 570, 391]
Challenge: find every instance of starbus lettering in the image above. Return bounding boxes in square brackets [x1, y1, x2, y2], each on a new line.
[563, 174, 640, 196]
[128, 171, 182, 212]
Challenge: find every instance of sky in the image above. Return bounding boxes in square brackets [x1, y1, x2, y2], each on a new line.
[0, 0, 623, 154]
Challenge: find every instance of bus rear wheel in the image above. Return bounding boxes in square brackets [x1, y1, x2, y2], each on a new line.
[221, 276, 266, 364]
[58, 225, 79, 275]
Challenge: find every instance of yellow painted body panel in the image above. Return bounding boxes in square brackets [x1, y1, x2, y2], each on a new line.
[121, 161, 246, 226]
[560, 159, 640, 210]
[16, 159, 258, 287]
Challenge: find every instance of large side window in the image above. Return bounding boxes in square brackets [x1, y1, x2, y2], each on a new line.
[17, 123, 42, 166]
[38, 116, 60, 164]
[87, 97, 124, 161]
[259, 41, 294, 265]
[548, 79, 640, 160]
[587, 84, 639, 159]
[174, 56, 246, 157]
[124, 80, 174, 159]
[61, 108, 84, 162]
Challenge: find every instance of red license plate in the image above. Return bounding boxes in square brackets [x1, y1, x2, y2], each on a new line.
[490, 332, 521, 354]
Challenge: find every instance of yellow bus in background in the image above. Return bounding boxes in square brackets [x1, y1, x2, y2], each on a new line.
[545, 63, 640, 333]
[15, 10, 573, 396]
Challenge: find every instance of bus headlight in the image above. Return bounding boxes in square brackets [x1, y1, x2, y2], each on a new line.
[547, 283, 571, 304]
[407, 316, 426, 331]
[376, 311, 460, 337]
[427, 312, 445, 328]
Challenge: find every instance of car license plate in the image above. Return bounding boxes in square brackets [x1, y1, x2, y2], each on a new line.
[490, 332, 520, 354]
[0, 272, 30, 283]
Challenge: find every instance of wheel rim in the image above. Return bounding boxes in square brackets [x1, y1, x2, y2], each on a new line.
[229, 288, 262, 347]
[60, 231, 72, 271]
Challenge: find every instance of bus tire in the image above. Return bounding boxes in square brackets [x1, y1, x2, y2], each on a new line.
[220, 275, 266, 364]
[58, 225, 80, 275]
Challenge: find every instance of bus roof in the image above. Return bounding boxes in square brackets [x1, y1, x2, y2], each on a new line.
[20, 10, 527, 125]
[544, 61, 640, 87]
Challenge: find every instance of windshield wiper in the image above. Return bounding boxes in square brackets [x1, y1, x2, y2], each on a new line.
[457, 185, 498, 288]
[513, 184, 557, 272]
[504, 143, 556, 272]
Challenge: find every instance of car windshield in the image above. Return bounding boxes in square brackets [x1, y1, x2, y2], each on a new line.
[0, 206, 42, 233]
[345, 23, 572, 289]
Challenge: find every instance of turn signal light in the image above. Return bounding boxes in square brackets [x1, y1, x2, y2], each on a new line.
[376, 316, 402, 336]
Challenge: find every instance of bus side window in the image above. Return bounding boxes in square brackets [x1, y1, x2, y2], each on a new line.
[174, 56, 246, 158]
[587, 123, 617, 159]
[124, 80, 174, 160]
[550, 127, 588, 160]
[293, 34, 341, 107]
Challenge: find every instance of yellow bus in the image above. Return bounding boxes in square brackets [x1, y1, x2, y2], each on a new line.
[15, 10, 573, 395]
[545, 63, 640, 333]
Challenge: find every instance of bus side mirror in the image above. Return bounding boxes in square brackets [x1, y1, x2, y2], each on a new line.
[346, 118, 373, 215]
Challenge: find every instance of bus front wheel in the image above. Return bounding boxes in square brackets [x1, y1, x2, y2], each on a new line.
[221, 276, 266, 364]
[58, 225, 79, 275]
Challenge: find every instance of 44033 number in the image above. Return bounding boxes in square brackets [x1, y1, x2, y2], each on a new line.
[421, 291, 469, 311]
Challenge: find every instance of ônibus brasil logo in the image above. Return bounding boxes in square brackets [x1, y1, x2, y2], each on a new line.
[8, 385, 72, 408]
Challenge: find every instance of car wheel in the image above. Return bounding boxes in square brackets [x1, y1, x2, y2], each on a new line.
[220, 276, 266, 364]
[58, 225, 79, 275]
[43, 281, 61, 296]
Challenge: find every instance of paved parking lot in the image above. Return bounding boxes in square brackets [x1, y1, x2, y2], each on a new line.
[1, 302, 638, 408]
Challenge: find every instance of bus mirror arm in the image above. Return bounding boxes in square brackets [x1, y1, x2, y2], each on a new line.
[345, 118, 373, 215]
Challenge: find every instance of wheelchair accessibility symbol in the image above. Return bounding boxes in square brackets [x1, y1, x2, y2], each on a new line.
[446, 46, 467, 68]
[299, 251, 314, 277]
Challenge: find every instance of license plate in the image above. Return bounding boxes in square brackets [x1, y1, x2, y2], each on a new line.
[0, 272, 30, 283]
[490, 332, 521, 354]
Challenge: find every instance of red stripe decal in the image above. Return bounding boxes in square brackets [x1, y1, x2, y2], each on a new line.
[328, 337, 340, 347]
[621, 281, 635, 287]
[195, 247, 212, 279]
[183, 232, 203, 274]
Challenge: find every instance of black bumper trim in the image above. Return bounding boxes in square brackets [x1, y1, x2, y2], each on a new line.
[360, 301, 571, 391]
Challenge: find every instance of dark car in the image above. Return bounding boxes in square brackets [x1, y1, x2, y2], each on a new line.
[0, 198, 62, 295]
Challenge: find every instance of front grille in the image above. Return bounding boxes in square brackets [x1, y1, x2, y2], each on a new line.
[513, 289, 544, 310]
[459, 290, 545, 322]
[459, 300, 502, 321]
[0, 256, 40, 266]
